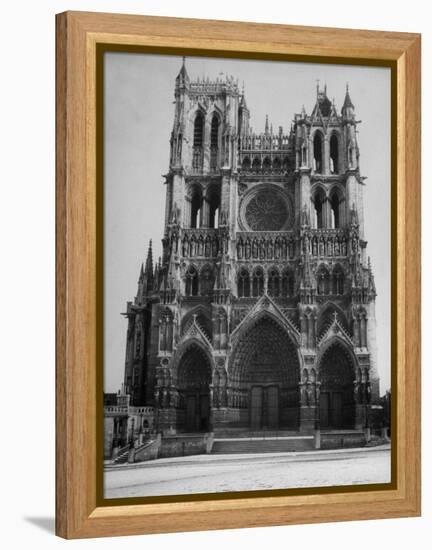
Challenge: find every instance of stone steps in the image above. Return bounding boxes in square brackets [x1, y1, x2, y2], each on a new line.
[113, 449, 130, 464]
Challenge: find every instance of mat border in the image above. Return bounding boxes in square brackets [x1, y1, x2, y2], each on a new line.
[55, 11, 421, 539]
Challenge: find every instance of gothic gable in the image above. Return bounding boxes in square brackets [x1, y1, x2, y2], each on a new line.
[230, 293, 300, 349]
[317, 312, 353, 349]
[177, 314, 213, 351]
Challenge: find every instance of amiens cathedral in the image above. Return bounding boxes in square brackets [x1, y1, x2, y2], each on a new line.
[121, 59, 379, 436]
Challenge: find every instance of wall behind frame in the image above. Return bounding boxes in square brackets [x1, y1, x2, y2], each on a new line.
[0, 0, 429, 548]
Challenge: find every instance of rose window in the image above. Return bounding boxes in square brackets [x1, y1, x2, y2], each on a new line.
[245, 189, 289, 231]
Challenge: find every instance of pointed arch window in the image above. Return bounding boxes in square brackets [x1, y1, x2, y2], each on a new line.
[252, 267, 264, 297]
[332, 266, 344, 295]
[313, 132, 323, 173]
[237, 268, 250, 298]
[241, 156, 251, 171]
[190, 186, 202, 228]
[252, 157, 261, 172]
[200, 265, 214, 296]
[207, 185, 221, 229]
[210, 114, 220, 171]
[317, 266, 330, 295]
[330, 134, 339, 174]
[262, 157, 271, 172]
[282, 269, 294, 297]
[330, 191, 342, 229]
[185, 266, 199, 296]
[268, 268, 280, 297]
[313, 188, 326, 229]
[192, 112, 204, 170]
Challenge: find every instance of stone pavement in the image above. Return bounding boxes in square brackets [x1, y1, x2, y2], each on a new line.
[104, 445, 391, 498]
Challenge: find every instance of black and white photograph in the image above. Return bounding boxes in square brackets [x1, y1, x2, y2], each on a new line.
[102, 53, 392, 499]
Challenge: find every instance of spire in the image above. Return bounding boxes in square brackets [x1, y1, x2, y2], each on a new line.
[138, 262, 144, 283]
[145, 240, 153, 276]
[143, 240, 154, 293]
[153, 256, 161, 290]
[175, 56, 190, 89]
[136, 261, 145, 304]
[342, 83, 355, 117]
[264, 114, 269, 135]
[330, 97, 338, 117]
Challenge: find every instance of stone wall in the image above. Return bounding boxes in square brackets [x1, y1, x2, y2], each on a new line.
[159, 433, 214, 458]
[320, 431, 366, 449]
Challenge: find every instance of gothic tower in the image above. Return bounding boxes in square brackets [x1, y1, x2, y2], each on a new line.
[122, 62, 379, 434]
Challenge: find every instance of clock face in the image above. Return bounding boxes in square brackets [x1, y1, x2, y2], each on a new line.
[244, 188, 290, 231]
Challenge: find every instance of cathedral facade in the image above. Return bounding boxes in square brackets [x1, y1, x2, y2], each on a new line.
[122, 60, 379, 436]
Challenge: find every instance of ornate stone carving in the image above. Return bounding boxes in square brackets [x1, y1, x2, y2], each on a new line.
[245, 188, 289, 231]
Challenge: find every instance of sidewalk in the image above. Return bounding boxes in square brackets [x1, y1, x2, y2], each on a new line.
[105, 443, 391, 471]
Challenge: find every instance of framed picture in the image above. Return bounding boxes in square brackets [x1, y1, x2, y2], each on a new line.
[56, 11, 421, 539]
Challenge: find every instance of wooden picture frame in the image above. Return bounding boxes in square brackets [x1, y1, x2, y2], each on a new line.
[56, 11, 421, 539]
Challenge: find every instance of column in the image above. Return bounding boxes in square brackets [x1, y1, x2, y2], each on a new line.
[353, 316, 360, 347]
[201, 198, 210, 227]
[300, 314, 307, 347]
[184, 197, 191, 227]
[307, 316, 313, 349]
[323, 135, 330, 175]
[167, 318, 173, 352]
[360, 316, 367, 347]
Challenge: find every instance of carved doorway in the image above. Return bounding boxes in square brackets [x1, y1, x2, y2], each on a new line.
[250, 385, 280, 429]
[178, 344, 212, 432]
[318, 342, 356, 429]
[230, 316, 300, 430]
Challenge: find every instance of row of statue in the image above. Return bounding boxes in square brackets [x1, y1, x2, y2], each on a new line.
[180, 233, 229, 258]
[307, 235, 348, 256]
[237, 236, 296, 260]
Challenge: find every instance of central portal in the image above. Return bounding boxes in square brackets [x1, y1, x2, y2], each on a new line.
[229, 316, 300, 430]
[250, 385, 279, 429]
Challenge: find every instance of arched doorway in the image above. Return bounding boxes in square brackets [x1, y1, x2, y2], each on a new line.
[230, 316, 300, 430]
[318, 341, 356, 429]
[177, 343, 212, 432]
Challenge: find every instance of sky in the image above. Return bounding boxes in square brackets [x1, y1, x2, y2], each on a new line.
[104, 53, 391, 394]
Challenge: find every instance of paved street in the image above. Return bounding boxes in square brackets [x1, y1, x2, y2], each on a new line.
[104, 446, 391, 498]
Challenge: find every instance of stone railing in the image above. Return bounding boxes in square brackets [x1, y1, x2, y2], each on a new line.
[104, 406, 129, 417]
[239, 134, 291, 151]
[105, 405, 154, 417]
[130, 406, 154, 416]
